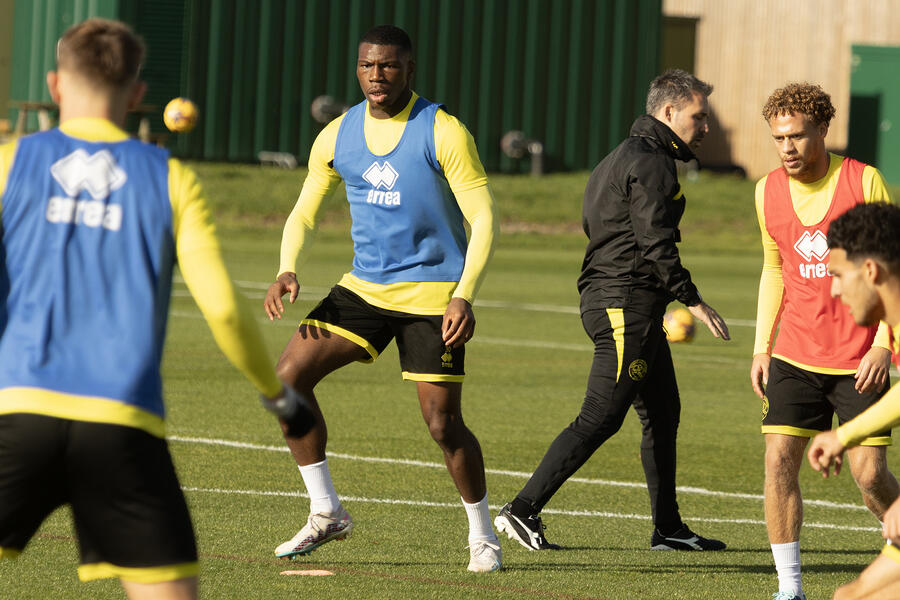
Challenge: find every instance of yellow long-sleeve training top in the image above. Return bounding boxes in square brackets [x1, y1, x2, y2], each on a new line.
[278, 92, 498, 315]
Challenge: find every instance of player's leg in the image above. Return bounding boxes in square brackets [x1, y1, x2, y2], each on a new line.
[631, 327, 725, 550]
[762, 358, 835, 600]
[416, 381, 500, 572]
[832, 548, 900, 600]
[0, 414, 67, 562]
[274, 287, 393, 558]
[67, 421, 199, 596]
[833, 374, 900, 522]
[120, 578, 197, 600]
[846, 445, 900, 521]
[496, 308, 656, 550]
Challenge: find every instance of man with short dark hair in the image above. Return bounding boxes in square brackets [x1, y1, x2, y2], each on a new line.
[263, 24, 501, 572]
[751, 83, 898, 600]
[0, 18, 308, 600]
[495, 69, 730, 552]
[807, 202, 900, 600]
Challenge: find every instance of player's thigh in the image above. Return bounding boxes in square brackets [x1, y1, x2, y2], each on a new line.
[834, 550, 900, 600]
[278, 287, 393, 387]
[762, 358, 832, 436]
[394, 313, 465, 383]
[632, 335, 680, 429]
[832, 374, 892, 445]
[416, 381, 463, 425]
[0, 414, 68, 553]
[66, 422, 197, 572]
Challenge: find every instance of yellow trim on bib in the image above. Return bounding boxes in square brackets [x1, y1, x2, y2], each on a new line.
[859, 435, 892, 447]
[78, 561, 199, 583]
[0, 388, 165, 438]
[300, 319, 379, 362]
[771, 354, 856, 376]
[0, 546, 21, 560]
[401, 371, 465, 383]
[883, 542, 900, 565]
[607, 308, 625, 383]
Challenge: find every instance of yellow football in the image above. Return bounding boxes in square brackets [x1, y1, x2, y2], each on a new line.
[664, 307, 695, 343]
[163, 97, 198, 133]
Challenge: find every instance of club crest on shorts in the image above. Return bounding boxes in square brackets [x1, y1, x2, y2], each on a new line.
[762, 397, 769, 419]
[441, 346, 453, 369]
[628, 359, 648, 381]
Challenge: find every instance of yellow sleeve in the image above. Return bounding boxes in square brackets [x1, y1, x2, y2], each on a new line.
[874, 321, 891, 350]
[433, 109, 489, 194]
[169, 159, 282, 398]
[451, 185, 498, 302]
[432, 111, 496, 302]
[837, 382, 900, 447]
[0, 139, 20, 210]
[278, 117, 344, 276]
[754, 175, 784, 355]
[862, 165, 893, 204]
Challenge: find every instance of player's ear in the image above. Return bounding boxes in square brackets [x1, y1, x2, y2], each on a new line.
[46, 71, 60, 105]
[863, 258, 881, 284]
[127, 80, 147, 111]
[406, 58, 416, 84]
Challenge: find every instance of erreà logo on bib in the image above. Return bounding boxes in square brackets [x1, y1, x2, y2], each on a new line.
[793, 229, 829, 279]
[46, 149, 126, 231]
[362, 160, 401, 206]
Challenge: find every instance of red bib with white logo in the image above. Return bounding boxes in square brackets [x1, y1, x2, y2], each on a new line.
[763, 157, 875, 369]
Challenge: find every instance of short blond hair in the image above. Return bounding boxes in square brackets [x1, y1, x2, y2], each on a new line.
[57, 18, 144, 89]
[762, 83, 835, 126]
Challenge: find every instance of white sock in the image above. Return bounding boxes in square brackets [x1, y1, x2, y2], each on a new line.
[771, 541, 802, 594]
[462, 493, 497, 543]
[298, 459, 340, 515]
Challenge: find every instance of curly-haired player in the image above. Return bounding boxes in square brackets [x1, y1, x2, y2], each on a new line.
[751, 83, 899, 600]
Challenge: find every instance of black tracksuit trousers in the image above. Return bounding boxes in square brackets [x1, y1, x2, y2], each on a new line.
[516, 307, 683, 533]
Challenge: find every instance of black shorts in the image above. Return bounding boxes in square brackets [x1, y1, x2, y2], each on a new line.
[0, 413, 198, 582]
[761, 357, 891, 445]
[303, 285, 465, 382]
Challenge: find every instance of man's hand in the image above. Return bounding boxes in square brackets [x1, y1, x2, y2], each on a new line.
[750, 353, 771, 399]
[687, 301, 731, 340]
[442, 297, 475, 348]
[261, 384, 316, 438]
[807, 430, 846, 478]
[855, 346, 891, 393]
[264, 272, 300, 321]
[883, 498, 900, 543]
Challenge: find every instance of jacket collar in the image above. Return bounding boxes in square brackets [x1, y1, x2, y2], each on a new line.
[629, 114, 697, 163]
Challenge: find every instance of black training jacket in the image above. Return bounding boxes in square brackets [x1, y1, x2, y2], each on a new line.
[577, 114, 702, 317]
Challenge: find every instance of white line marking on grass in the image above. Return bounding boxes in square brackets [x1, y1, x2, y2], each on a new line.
[180, 485, 879, 533]
[169, 435, 870, 512]
[171, 276, 758, 327]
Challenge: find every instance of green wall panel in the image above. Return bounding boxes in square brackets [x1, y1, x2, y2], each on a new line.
[8, 0, 662, 172]
[848, 44, 900, 185]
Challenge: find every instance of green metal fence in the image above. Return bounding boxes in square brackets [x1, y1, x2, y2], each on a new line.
[8, 0, 662, 172]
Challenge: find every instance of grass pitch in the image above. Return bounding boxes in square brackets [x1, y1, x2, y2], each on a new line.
[2, 168, 896, 599]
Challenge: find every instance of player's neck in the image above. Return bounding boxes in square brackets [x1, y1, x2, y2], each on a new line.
[881, 278, 900, 328]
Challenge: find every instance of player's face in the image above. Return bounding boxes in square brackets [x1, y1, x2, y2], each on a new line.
[769, 112, 828, 183]
[828, 248, 883, 326]
[357, 43, 414, 118]
[662, 91, 709, 150]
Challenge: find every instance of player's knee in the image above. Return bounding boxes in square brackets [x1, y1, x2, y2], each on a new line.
[764, 445, 802, 482]
[426, 413, 464, 447]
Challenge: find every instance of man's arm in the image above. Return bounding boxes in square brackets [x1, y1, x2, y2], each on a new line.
[433, 110, 498, 347]
[170, 159, 282, 398]
[264, 118, 343, 320]
[752, 176, 784, 398]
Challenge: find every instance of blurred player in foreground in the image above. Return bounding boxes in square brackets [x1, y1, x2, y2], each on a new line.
[0, 18, 310, 600]
[263, 25, 500, 572]
[807, 203, 900, 600]
[751, 84, 898, 600]
[495, 70, 730, 552]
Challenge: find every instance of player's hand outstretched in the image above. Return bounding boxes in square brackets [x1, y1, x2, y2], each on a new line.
[442, 297, 475, 348]
[264, 271, 300, 321]
[807, 430, 845, 478]
[855, 346, 891, 393]
[882, 498, 900, 543]
[687, 301, 731, 340]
